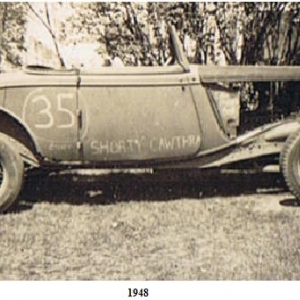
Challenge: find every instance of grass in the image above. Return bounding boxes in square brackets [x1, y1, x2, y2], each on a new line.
[0, 172, 299, 280]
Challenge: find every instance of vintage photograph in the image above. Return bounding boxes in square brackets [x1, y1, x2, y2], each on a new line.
[0, 2, 300, 281]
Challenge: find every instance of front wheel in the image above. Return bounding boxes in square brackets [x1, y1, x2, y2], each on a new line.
[0, 134, 24, 212]
[280, 130, 300, 200]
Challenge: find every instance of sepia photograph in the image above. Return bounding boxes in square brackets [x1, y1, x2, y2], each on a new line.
[0, 2, 300, 291]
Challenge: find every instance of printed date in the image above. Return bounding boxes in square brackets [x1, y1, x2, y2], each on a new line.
[128, 288, 149, 297]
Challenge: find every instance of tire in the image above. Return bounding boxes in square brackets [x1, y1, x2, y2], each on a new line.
[280, 130, 300, 200]
[0, 134, 24, 212]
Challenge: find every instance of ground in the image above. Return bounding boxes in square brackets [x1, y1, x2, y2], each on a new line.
[0, 171, 299, 280]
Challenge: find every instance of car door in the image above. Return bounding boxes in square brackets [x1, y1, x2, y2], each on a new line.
[4, 70, 79, 161]
[78, 67, 202, 163]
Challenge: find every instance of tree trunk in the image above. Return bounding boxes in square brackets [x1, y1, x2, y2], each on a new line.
[44, 3, 65, 68]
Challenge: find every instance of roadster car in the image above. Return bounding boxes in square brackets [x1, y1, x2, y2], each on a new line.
[1, 25, 300, 212]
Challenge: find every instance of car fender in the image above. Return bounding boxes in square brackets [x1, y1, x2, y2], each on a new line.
[0, 108, 41, 166]
[262, 121, 300, 142]
[188, 120, 300, 169]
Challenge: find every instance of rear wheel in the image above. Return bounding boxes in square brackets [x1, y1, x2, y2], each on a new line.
[280, 130, 300, 200]
[0, 134, 24, 212]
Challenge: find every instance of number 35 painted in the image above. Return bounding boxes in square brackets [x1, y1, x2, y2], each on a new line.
[23, 91, 76, 129]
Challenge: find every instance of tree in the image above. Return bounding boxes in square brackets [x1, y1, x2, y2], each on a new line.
[64, 3, 162, 66]
[1, 2, 299, 121]
[65, 3, 206, 66]
[212, 3, 300, 127]
[0, 3, 26, 69]
[213, 2, 300, 66]
[26, 2, 66, 68]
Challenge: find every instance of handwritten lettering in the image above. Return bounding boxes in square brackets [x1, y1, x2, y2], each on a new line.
[91, 139, 142, 155]
[23, 89, 76, 130]
[49, 142, 73, 152]
[91, 135, 201, 155]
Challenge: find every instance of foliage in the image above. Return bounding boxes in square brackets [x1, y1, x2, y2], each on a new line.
[215, 3, 300, 66]
[213, 3, 300, 127]
[3, 2, 300, 68]
[0, 3, 26, 68]
[65, 3, 206, 66]
[64, 3, 300, 67]
[1, 2, 300, 124]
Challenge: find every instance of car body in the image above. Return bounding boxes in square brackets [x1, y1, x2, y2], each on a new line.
[1, 25, 300, 211]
